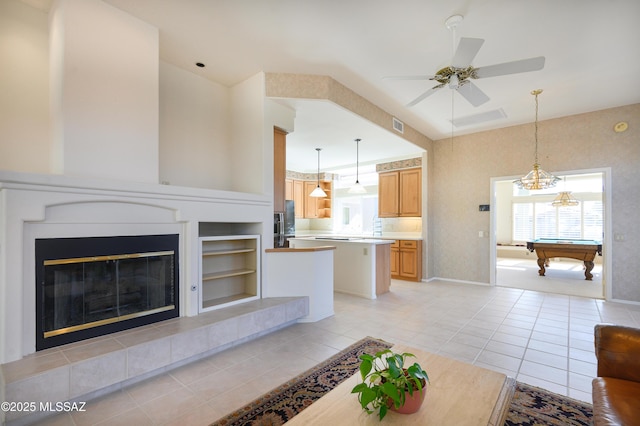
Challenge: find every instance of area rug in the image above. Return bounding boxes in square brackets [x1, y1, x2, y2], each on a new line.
[505, 382, 593, 426]
[210, 336, 392, 426]
[211, 338, 593, 426]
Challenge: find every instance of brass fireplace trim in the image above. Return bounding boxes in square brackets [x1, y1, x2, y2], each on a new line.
[43, 305, 175, 338]
[43, 250, 175, 266]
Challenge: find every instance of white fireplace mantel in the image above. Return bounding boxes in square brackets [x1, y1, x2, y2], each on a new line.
[0, 170, 272, 363]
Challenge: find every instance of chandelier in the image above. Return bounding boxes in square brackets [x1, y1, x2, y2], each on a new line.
[514, 89, 559, 190]
[552, 191, 580, 207]
[551, 177, 579, 207]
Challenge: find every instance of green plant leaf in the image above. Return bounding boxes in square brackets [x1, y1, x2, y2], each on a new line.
[358, 387, 377, 409]
[359, 358, 373, 380]
[381, 381, 400, 405]
[351, 382, 368, 394]
[379, 404, 388, 420]
[386, 357, 402, 378]
[408, 363, 430, 382]
[375, 349, 392, 358]
[378, 405, 388, 420]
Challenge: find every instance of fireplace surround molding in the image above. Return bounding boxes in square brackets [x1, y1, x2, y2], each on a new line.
[0, 170, 271, 364]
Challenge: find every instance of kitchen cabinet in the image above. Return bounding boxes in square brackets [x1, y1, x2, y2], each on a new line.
[274, 128, 287, 212]
[199, 235, 260, 312]
[391, 239, 422, 282]
[285, 178, 305, 218]
[390, 240, 399, 276]
[285, 179, 331, 218]
[378, 167, 421, 217]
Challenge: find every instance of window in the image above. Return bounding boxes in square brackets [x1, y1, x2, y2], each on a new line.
[332, 166, 378, 235]
[511, 173, 603, 242]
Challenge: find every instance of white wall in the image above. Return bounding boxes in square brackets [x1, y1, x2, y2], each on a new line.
[229, 73, 266, 194]
[49, 0, 159, 183]
[159, 61, 232, 189]
[495, 180, 514, 244]
[0, 0, 50, 174]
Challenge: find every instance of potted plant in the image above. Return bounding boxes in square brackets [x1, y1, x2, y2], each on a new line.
[351, 349, 429, 420]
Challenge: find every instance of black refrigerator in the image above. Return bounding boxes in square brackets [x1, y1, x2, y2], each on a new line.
[274, 200, 295, 247]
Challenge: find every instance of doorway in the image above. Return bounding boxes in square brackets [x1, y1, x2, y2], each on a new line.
[490, 169, 611, 299]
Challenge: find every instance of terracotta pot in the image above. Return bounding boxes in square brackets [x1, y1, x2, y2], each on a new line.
[389, 386, 426, 414]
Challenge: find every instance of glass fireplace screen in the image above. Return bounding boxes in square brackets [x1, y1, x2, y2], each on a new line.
[42, 251, 175, 338]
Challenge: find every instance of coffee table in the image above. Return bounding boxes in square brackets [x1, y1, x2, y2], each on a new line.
[285, 344, 516, 425]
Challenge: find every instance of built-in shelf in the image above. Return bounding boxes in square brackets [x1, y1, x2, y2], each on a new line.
[202, 269, 255, 281]
[203, 248, 255, 256]
[199, 235, 260, 312]
[201, 293, 255, 309]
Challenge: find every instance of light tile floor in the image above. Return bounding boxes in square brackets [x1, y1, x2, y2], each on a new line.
[36, 279, 640, 426]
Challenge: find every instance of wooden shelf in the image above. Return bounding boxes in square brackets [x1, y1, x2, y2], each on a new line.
[202, 268, 255, 281]
[202, 248, 255, 257]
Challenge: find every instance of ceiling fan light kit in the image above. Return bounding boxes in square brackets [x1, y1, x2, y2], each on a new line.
[387, 14, 546, 111]
[514, 89, 560, 191]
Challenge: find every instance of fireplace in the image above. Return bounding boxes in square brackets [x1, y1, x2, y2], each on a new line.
[35, 234, 179, 350]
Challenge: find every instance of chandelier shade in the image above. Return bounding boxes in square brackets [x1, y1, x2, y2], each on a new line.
[513, 89, 559, 191]
[552, 191, 580, 207]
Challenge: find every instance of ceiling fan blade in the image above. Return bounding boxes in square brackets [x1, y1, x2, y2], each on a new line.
[474, 56, 545, 79]
[451, 38, 485, 68]
[457, 81, 490, 107]
[406, 86, 440, 107]
[383, 75, 435, 81]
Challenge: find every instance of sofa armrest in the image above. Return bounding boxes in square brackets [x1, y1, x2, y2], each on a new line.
[594, 323, 640, 382]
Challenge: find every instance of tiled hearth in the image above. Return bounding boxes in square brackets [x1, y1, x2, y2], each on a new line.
[1, 297, 308, 425]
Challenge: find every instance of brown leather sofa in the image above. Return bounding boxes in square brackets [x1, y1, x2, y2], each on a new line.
[592, 323, 640, 425]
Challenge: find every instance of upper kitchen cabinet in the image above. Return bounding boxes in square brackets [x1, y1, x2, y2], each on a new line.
[378, 167, 422, 217]
[303, 180, 332, 218]
[287, 177, 332, 219]
[274, 127, 287, 212]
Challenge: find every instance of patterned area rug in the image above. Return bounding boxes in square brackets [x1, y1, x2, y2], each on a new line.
[211, 337, 593, 426]
[210, 336, 392, 426]
[505, 382, 593, 425]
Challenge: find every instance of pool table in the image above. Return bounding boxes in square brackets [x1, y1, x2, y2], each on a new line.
[526, 239, 602, 280]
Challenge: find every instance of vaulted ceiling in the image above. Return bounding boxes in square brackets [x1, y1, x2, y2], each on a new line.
[97, 1, 640, 171]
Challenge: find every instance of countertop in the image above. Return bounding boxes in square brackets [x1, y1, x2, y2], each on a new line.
[289, 237, 394, 245]
[293, 233, 422, 241]
[265, 246, 336, 253]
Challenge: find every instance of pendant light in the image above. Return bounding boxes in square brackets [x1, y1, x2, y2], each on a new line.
[348, 138, 367, 194]
[552, 177, 579, 207]
[514, 89, 560, 190]
[552, 191, 580, 207]
[310, 148, 327, 197]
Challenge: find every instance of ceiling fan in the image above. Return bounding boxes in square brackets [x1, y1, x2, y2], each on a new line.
[386, 15, 545, 108]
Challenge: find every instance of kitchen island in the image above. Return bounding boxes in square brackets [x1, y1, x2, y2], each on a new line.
[289, 237, 393, 299]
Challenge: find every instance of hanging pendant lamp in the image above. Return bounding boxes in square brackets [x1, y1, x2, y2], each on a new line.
[552, 177, 579, 207]
[552, 191, 580, 207]
[514, 89, 560, 190]
[310, 148, 327, 197]
[348, 138, 367, 194]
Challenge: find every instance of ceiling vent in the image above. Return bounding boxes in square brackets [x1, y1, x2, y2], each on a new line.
[392, 117, 404, 134]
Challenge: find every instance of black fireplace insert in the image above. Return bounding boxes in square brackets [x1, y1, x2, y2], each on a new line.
[35, 234, 179, 351]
